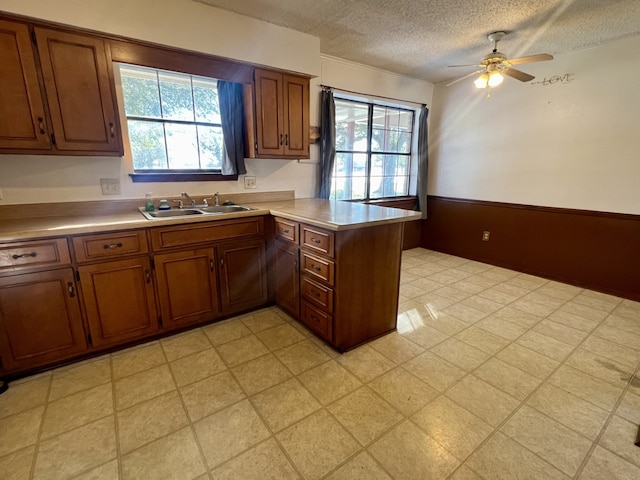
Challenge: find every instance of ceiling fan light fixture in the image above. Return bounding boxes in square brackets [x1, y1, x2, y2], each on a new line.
[474, 73, 489, 89]
[488, 70, 504, 87]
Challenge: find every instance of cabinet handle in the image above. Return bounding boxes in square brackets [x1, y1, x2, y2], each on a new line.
[279, 134, 283, 145]
[37, 117, 45, 134]
[145, 269, 151, 284]
[311, 315, 318, 323]
[282, 229, 290, 234]
[109, 122, 115, 138]
[103, 242, 123, 250]
[311, 290, 321, 297]
[311, 264, 321, 272]
[310, 237, 321, 244]
[284, 134, 289, 146]
[12, 252, 37, 259]
[67, 282, 76, 298]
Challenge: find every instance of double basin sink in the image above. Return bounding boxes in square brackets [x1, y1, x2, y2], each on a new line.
[140, 205, 256, 220]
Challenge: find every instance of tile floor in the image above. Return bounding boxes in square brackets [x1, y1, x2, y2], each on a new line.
[1, 248, 640, 479]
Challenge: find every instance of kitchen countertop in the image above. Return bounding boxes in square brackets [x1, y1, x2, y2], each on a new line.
[0, 198, 421, 242]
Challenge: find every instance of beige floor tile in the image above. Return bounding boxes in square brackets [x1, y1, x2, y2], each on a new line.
[180, 370, 245, 421]
[446, 376, 520, 427]
[369, 332, 425, 364]
[432, 285, 473, 303]
[604, 313, 640, 336]
[210, 438, 300, 480]
[160, 329, 212, 362]
[594, 324, 640, 350]
[335, 345, 396, 383]
[510, 298, 557, 317]
[476, 287, 520, 305]
[71, 459, 119, 479]
[535, 282, 581, 301]
[41, 383, 113, 439]
[560, 302, 609, 322]
[411, 395, 494, 459]
[325, 451, 391, 480]
[548, 309, 600, 333]
[407, 308, 469, 336]
[328, 386, 403, 446]
[274, 339, 331, 374]
[506, 273, 547, 290]
[251, 378, 321, 432]
[194, 399, 270, 469]
[501, 405, 593, 476]
[169, 348, 226, 387]
[496, 343, 560, 379]
[404, 351, 466, 392]
[117, 390, 189, 453]
[256, 323, 306, 351]
[524, 291, 567, 309]
[399, 282, 427, 299]
[121, 427, 206, 480]
[231, 353, 292, 395]
[474, 357, 541, 400]
[111, 342, 165, 379]
[565, 348, 634, 387]
[369, 367, 438, 416]
[241, 308, 287, 333]
[0, 445, 35, 480]
[416, 292, 458, 311]
[431, 337, 490, 371]
[467, 432, 569, 480]
[33, 416, 117, 480]
[493, 306, 542, 328]
[215, 335, 269, 367]
[534, 319, 588, 346]
[368, 420, 460, 480]
[581, 335, 640, 367]
[613, 300, 640, 320]
[0, 406, 44, 457]
[277, 409, 359, 480]
[443, 303, 489, 323]
[400, 322, 450, 349]
[0, 376, 50, 419]
[516, 330, 574, 361]
[598, 415, 640, 468]
[475, 315, 528, 341]
[572, 292, 620, 312]
[298, 360, 362, 405]
[528, 384, 609, 440]
[202, 318, 252, 345]
[616, 390, 640, 424]
[579, 445, 640, 479]
[549, 365, 624, 411]
[459, 295, 503, 314]
[455, 327, 509, 355]
[447, 465, 484, 480]
[49, 357, 111, 401]
[114, 364, 176, 411]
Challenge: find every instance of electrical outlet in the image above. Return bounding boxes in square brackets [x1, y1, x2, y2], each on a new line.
[482, 231, 490, 241]
[244, 176, 257, 189]
[100, 178, 121, 195]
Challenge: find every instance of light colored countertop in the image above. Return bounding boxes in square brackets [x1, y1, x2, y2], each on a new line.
[0, 198, 421, 242]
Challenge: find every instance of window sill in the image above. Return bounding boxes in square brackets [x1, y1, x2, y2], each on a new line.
[130, 173, 238, 183]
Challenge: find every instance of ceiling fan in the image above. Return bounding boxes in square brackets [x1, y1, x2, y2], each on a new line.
[446, 31, 553, 88]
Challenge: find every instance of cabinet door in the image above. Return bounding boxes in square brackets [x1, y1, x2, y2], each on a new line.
[34, 27, 122, 154]
[78, 258, 158, 348]
[283, 74, 309, 157]
[218, 239, 268, 314]
[154, 249, 219, 329]
[0, 20, 51, 150]
[274, 240, 300, 317]
[0, 268, 87, 373]
[254, 69, 285, 156]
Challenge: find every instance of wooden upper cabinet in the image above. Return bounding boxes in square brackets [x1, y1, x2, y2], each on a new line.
[251, 68, 309, 159]
[0, 19, 50, 150]
[34, 27, 122, 154]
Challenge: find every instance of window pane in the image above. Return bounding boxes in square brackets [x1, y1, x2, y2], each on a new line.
[159, 72, 194, 121]
[371, 154, 384, 176]
[165, 123, 199, 169]
[369, 175, 384, 199]
[334, 153, 351, 176]
[332, 177, 349, 201]
[121, 67, 161, 118]
[384, 175, 408, 197]
[352, 153, 367, 177]
[383, 155, 397, 176]
[351, 177, 366, 199]
[197, 125, 224, 169]
[335, 100, 368, 151]
[193, 78, 220, 123]
[128, 120, 167, 169]
[396, 156, 409, 175]
[399, 111, 413, 132]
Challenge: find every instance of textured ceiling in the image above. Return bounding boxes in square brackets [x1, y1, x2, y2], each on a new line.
[194, 0, 640, 83]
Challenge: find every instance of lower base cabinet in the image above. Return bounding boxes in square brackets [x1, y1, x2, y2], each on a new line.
[0, 268, 87, 372]
[218, 239, 268, 314]
[273, 239, 300, 317]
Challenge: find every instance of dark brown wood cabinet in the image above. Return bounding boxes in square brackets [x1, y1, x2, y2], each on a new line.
[273, 239, 300, 317]
[251, 68, 309, 158]
[0, 268, 87, 373]
[218, 239, 268, 314]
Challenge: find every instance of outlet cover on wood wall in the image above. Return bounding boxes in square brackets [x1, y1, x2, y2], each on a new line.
[100, 178, 121, 195]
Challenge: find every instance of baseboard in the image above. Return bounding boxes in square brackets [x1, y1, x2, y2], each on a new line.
[421, 196, 640, 302]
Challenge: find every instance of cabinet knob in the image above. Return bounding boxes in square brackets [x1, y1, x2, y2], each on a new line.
[284, 134, 289, 146]
[279, 134, 284, 145]
[37, 117, 46, 134]
[67, 282, 76, 298]
[145, 269, 151, 284]
[109, 122, 115, 138]
[311, 237, 321, 244]
[103, 242, 123, 250]
[311, 264, 321, 272]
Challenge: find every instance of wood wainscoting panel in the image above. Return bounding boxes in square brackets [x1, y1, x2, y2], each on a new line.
[421, 196, 640, 302]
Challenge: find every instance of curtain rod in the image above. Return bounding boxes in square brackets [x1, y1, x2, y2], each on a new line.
[320, 84, 427, 108]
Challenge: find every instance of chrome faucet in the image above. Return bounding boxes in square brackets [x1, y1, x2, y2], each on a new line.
[214, 192, 220, 206]
[177, 192, 211, 209]
[181, 192, 197, 207]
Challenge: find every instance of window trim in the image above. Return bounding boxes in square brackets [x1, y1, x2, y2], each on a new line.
[129, 172, 237, 182]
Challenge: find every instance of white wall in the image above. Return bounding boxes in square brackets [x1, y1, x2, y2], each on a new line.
[429, 34, 640, 215]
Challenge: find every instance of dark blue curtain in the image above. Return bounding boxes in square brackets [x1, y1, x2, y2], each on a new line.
[416, 106, 429, 219]
[318, 88, 336, 199]
[218, 81, 247, 175]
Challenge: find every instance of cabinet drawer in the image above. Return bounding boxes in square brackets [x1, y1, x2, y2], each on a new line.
[0, 238, 71, 272]
[301, 301, 332, 341]
[274, 217, 298, 244]
[151, 217, 264, 251]
[301, 225, 334, 257]
[301, 252, 335, 286]
[301, 275, 333, 313]
[72, 230, 148, 263]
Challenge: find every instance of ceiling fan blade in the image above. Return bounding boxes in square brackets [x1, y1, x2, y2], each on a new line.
[448, 64, 481, 68]
[508, 53, 553, 65]
[502, 68, 535, 82]
[446, 70, 484, 87]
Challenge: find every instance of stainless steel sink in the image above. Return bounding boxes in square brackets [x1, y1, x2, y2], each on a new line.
[141, 209, 203, 219]
[199, 205, 254, 214]
[139, 205, 256, 220]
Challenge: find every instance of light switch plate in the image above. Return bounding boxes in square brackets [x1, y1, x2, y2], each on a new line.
[244, 176, 257, 189]
[100, 178, 121, 195]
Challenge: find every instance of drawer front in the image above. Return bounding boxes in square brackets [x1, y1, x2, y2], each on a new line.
[301, 300, 332, 341]
[73, 230, 148, 263]
[301, 275, 334, 313]
[301, 225, 334, 257]
[151, 217, 264, 251]
[275, 218, 298, 244]
[0, 238, 71, 272]
[301, 252, 335, 286]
